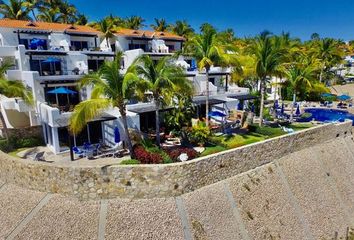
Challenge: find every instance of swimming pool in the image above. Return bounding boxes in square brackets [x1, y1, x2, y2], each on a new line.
[301, 108, 354, 125]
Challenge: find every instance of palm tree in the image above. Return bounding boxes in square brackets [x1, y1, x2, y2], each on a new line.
[124, 16, 145, 30]
[184, 25, 240, 126]
[168, 20, 194, 39]
[247, 31, 286, 126]
[129, 55, 191, 146]
[310, 33, 320, 41]
[150, 18, 168, 32]
[311, 38, 344, 83]
[56, 0, 77, 24]
[0, 0, 31, 20]
[94, 18, 115, 50]
[284, 62, 317, 121]
[23, 0, 41, 20]
[37, 8, 60, 22]
[0, 61, 33, 140]
[75, 13, 88, 25]
[69, 52, 138, 158]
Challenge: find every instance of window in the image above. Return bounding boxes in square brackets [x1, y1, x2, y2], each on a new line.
[166, 45, 175, 52]
[71, 41, 89, 51]
[88, 59, 104, 72]
[30, 60, 61, 76]
[128, 43, 146, 51]
[19, 39, 29, 49]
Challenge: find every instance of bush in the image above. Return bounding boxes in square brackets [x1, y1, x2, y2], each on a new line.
[166, 147, 199, 162]
[0, 136, 44, 153]
[120, 159, 141, 165]
[249, 125, 283, 137]
[133, 145, 163, 164]
[188, 122, 210, 146]
[0, 138, 14, 153]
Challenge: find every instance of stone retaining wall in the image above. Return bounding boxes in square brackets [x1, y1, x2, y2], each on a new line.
[0, 121, 352, 200]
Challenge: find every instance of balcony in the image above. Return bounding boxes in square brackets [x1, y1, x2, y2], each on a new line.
[37, 101, 76, 127]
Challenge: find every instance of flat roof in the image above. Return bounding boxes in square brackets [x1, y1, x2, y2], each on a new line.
[127, 103, 173, 114]
[192, 96, 227, 105]
[227, 94, 258, 100]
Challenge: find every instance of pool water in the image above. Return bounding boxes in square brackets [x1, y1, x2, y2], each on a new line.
[302, 108, 354, 125]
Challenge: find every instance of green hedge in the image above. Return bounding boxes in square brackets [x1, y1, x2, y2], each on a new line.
[0, 136, 44, 153]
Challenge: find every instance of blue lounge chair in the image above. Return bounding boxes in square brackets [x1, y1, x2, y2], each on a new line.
[73, 146, 85, 158]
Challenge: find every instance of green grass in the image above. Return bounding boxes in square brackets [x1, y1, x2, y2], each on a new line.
[201, 123, 313, 157]
[200, 145, 227, 157]
[289, 123, 314, 131]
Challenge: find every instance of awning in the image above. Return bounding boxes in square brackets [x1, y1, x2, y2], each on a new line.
[127, 103, 173, 114]
[192, 96, 227, 105]
[55, 112, 116, 127]
[227, 94, 258, 101]
[25, 50, 67, 56]
[83, 51, 116, 57]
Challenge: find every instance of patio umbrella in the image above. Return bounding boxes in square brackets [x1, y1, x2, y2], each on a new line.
[42, 57, 60, 75]
[114, 127, 120, 143]
[337, 94, 351, 101]
[47, 87, 77, 105]
[30, 38, 46, 49]
[295, 105, 301, 115]
[321, 93, 334, 98]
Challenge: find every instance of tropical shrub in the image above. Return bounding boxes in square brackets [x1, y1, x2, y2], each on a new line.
[166, 148, 199, 162]
[188, 122, 211, 146]
[0, 136, 44, 153]
[133, 145, 163, 164]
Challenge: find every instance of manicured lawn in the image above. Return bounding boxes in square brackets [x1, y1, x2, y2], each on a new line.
[201, 123, 313, 157]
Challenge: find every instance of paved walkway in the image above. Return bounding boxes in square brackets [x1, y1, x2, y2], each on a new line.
[1, 136, 354, 239]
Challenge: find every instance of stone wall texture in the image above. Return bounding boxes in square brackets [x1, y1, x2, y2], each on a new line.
[0, 121, 352, 200]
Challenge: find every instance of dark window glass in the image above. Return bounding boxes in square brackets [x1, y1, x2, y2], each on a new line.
[19, 39, 29, 49]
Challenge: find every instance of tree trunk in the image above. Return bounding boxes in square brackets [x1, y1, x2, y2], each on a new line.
[0, 107, 9, 140]
[290, 93, 296, 122]
[155, 99, 161, 146]
[119, 106, 135, 159]
[32, 10, 37, 21]
[205, 68, 210, 126]
[259, 79, 265, 127]
[272, 77, 278, 118]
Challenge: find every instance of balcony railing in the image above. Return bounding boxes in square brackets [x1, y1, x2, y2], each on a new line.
[33, 69, 86, 77]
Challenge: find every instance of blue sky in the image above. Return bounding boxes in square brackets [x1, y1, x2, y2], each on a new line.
[72, 0, 354, 40]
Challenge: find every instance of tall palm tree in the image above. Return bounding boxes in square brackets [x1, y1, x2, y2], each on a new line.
[311, 38, 344, 83]
[124, 16, 145, 30]
[23, 0, 41, 20]
[0, 0, 31, 20]
[247, 31, 286, 126]
[75, 13, 88, 25]
[0, 61, 33, 140]
[56, 0, 77, 24]
[69, 52, 138, 158]
[284, 62, 317, 121]
[94, 18, 115, 50]
[184, 26, 240, 126]
[129, 55, 191, 146]
[37, 8, 60, 22]
[168, 20, 194, 39]
[150, 18, 168, 32]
